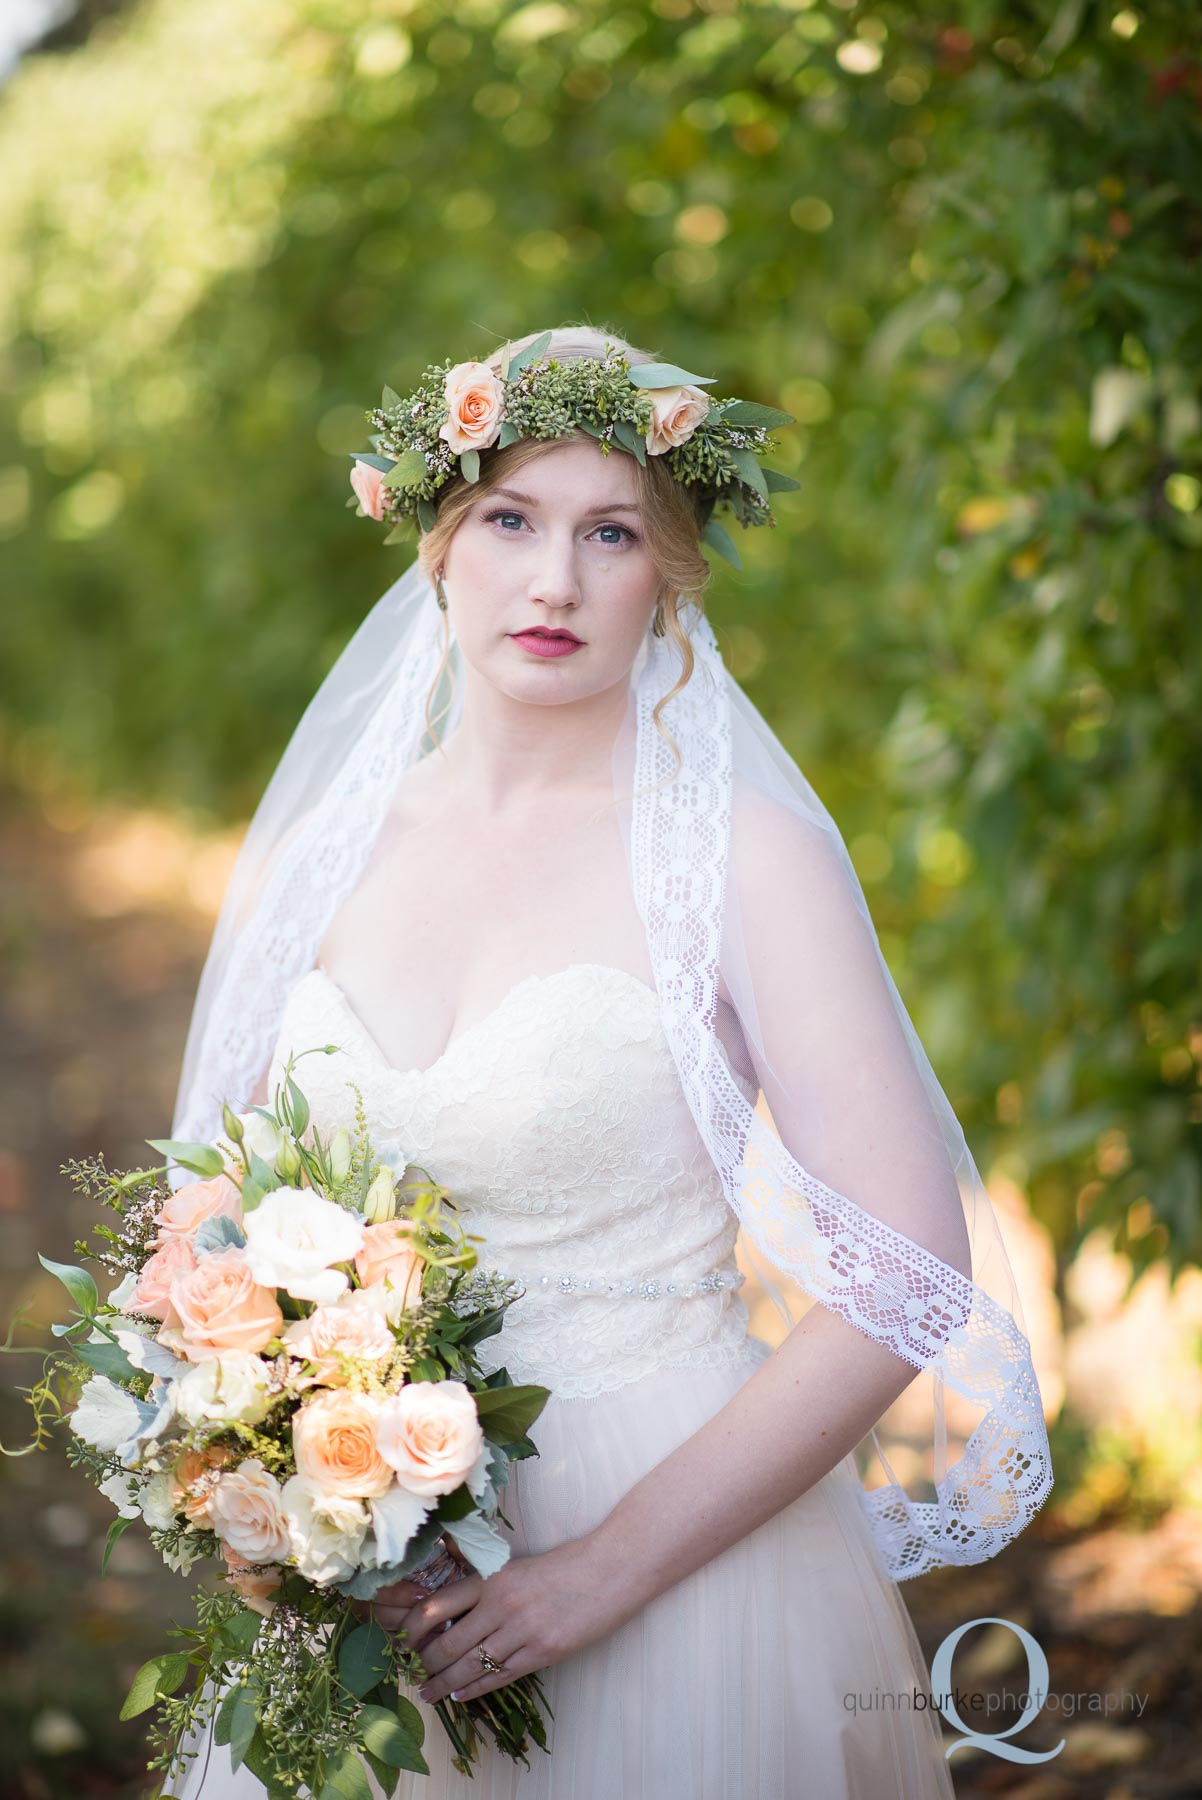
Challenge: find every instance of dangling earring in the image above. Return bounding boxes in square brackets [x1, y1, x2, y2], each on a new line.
[651, 596, 667, 638]
[435, 569, 448, 612]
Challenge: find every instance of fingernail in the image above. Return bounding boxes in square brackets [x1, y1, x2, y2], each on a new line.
[418, 1686, 434, 1702]
[451, 1690, 464, 1701]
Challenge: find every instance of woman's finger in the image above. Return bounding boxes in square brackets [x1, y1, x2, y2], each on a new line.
[402, 1573, 484, 1656]
[417, 1637, 527, 1708]
[348, 1578, 429, 1628]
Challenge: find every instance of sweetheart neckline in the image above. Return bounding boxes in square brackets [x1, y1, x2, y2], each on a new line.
[303, 961, 662, 1083]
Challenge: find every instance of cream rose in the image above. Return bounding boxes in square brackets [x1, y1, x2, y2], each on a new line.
[242, 1188, 365, 1305]
[153, 1174, 244, 1245]
[283, 1288, 396, 1386]
[438, 361, 505, 456]
[174, 1351, 275, 1426]
[353, 1220, 424, 1315]
[281, 1475, 370, 1585]
[292, 1389, 394, 1499]
[645, 384, 710, 456]
[375, 1379, 485, 1499]
[207, 1457, 291, 1564]
[350, 460, 387, 522]
[221, 1544, 282, 1617]
[127, 1236, 199, 1321]
[156, 1247, 283, 1362]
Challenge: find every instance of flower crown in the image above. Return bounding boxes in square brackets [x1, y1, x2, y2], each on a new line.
[346, 332, 798, 570]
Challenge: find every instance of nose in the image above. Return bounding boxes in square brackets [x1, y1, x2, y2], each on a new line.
[527, 532, 582, 613]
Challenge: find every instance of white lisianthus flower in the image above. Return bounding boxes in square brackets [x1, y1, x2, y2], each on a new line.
[160, 1531, 206, 1575]
[243, 1189, 365, 1304]
[69, 1376, 144, 1454]
[139, 1470, 178, 1531]
[281, 1475, 370, 1585]
[219, 1109, 284, 1172]
[98, 1470, 142, 1520]
[174, 1353, 275, 1427]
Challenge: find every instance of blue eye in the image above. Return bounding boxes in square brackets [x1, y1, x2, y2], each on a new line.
[482, 509, 638, 545]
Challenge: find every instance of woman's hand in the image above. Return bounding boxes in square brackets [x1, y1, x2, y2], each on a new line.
[350, 1575, 432, 1635]
[397, 1533, 635, 1707]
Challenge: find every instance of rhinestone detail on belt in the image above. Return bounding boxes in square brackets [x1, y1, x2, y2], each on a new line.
[499, 1267, 747, 1301]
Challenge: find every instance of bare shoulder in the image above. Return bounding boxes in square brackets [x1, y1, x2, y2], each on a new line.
[728, 771, 853, 924]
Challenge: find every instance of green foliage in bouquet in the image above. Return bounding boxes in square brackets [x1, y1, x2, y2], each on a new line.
[7, 1044, 555, 1798]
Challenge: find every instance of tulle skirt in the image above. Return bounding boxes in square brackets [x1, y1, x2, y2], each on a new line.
[174, 1338, 954, 1800]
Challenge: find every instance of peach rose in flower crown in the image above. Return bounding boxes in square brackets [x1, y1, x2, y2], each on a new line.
[375, 1378, 485, 1499]
[645, 384, 710, 456]
[292, 1389, 394, 1499]
[153, 1173, 243, 1246]
[350, 459, 387, 522]
[354, 1219, 424, 1315]
[127, 1234, 198, 1321]
[156, 1246, 283, 1362]
[439, 362, 505, 456]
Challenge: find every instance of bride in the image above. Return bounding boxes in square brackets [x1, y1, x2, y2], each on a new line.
[170, 324, 1052, 1798]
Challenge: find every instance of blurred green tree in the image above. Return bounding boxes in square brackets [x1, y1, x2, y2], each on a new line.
[0, 1, 1198, 1291]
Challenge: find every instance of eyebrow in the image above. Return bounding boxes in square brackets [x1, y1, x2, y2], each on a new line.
[488, 486, 642, 516]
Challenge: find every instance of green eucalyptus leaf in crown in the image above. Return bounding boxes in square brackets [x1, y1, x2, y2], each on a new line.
[346, 338, 797, 568]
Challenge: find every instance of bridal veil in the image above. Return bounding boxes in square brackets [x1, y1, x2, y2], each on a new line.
[169, 552, 1053, 1583]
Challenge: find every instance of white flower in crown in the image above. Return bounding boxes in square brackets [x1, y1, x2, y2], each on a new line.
[645, 384, 710, 455]
[439, 361, 506, 456]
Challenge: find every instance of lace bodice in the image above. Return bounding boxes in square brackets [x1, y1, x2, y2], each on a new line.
[266, 963, 759, 1398]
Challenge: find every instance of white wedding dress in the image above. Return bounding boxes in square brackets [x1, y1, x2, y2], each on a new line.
[177, 959, 955, 1800]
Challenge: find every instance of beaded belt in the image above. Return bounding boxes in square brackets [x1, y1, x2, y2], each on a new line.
[496, 1266, 747, 1302]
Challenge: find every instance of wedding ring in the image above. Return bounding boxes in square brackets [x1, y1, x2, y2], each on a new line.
[476, 1642, 506, 1674]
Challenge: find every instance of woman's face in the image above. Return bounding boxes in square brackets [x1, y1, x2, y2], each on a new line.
[438, 439, 662, 706]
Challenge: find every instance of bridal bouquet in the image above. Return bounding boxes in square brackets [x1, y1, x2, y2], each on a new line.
[17, 1044, 552, 1798]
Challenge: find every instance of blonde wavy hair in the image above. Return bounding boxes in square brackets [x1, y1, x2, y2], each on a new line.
[415, 323, 714, 775]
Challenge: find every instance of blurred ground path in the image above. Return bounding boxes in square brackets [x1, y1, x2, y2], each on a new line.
[0, 784, 1197, 1799]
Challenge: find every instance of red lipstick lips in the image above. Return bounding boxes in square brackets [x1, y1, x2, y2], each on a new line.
[510, 627, 584, 659]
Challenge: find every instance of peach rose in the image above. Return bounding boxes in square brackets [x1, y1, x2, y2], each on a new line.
[221, 1544, 282, 1617]
[127, 1235, 198, 1321]
[292, 1389, 393, 1499]
[207, 1457, 291, 1564]
[350, 459, 387, 522]
[283, 1288, 396, 1386]
[439, 361, 505, 456]
[157, 1247, 283, 1363]
[353, 1221, 424, 1314]
[170, 1442, 234, 1526]
[645, 384, 710, 456]
[153, 1174, 243, 1246]
[375, 1379, 485, 1499]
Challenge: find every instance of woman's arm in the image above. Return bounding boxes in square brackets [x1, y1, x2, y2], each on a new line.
[582, 790, 973, 1601]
